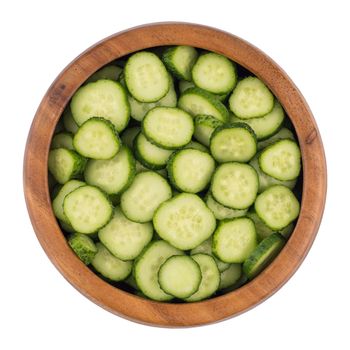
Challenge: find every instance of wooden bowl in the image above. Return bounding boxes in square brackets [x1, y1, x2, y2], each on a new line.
[23, 22, 327, 327]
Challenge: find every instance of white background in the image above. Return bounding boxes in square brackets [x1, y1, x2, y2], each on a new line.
[1, 0, 348, 348]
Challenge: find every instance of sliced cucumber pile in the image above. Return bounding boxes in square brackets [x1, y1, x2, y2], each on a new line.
[49, 45, 302, 302]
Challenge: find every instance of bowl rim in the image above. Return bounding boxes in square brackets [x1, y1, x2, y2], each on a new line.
[23, 22, 327, 327]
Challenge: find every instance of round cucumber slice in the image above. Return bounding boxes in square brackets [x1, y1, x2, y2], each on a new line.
[153, 193, 216, 250]
[73, 117, 121, 160]
[167, 149, 215, 193]
[142, 107, 194, 149]
[219, 264, 242, 290]
[243, 233, 286, 279]
[68, 233, 97, 265]
[178, 87, 229, 122]
[70, 79, 130, 132]
[86, 65, 122, 83]
[84, 146, 135, 195]
[120, 171, 172, 223]
[213, 217, 258, 263]
[211, 162, 259, 209]
[254, 185, 300, 230]
[206, 194, 248, 220]
[250, 153, 297, 193]
[48, 148, 86, 184]
[52, 179, 85, 222]
[210, 123, 257, 163]
[134, 132, 173, 170]
[125, 51, 170, 102]
[190, 238, 230, 272]
[259, 139, 301, 181]
[63, 185, 113, 234]
[158, 255, 202, 299]
[194, 114, 224, 147]
[163, 46, 198, 81]
[98, 208, 153, 261]
[92, 243, 132, 281]
[230, 100, 285, 140]
[51, 132, 74, 150]
[185, 254, 220, 302]
[258, 127, 295, 151]
[192, 52, 237, 94]
[134, 240, 184, 301]
[229, 77, 274, 119]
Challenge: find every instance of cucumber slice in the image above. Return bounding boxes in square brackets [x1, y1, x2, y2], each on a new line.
[206, 193, 248, 220]
[229, 77, 274, 119]
[247, 211, 295, 240]
[86, 65, 122, 83]
[125, 52, 170, 102]
[98, 208, 153, 261]
[162, 45, 198, 81]
[84, 146, 135, 195]
[51, 132, 74, 150]
[193, 115, 223, 147]
[179, 80, 195, 93]
[73, 117, 121, 160]
[59, 220, 75, 233]
[184, 140, 208, 153]
[254, 185, 300, 230]
[178, 87, 229, 122]
[48, 148, 86, 184]
[158, 255, 201, 299]
[167, 149, 215, 193]
[250, 153, 297, 193]
[71, 79, 130, 132]
[63, 185, 113, 234]
[135, 160, 168, 178]
[219, 264, 242, 290]
[243, 233, 285, 279]
[120, 126, 140, 149]
[135, 160, 149, 173]
[190, 238, 230, 272]
[210, 123, 257, 163]
[230, 100, 285, 140]
[185, 254, 220, 302]
[92, 243, 132, 281]
[247, 211, 275, 240]
[258, 127, 295, 150]
[52, 179, 85, 223]
[134, 240, 184, 301]
[135, 160, 167, 177]
[120, 171, 172, 223]
[62, 106, 79, 134]
[213, 217, 258, 263]
[280, 222, 295, 239]
[179, 81, 228, 102]
[134, 132, 173, 170]
[211, 163, 258, 209]
[153, 193, 216, 250]
[68, 233, 97, 265]
[128, 74, 177, 121]
[142, 107, 194, 149]
[259, 139, 301, 181]
[192, 53, 237, 94]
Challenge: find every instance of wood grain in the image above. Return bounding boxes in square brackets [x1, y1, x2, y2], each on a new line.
[23, 22, 327, 327]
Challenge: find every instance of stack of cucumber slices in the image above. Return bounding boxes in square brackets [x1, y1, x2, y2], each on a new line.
[49, 45, 302, 302]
